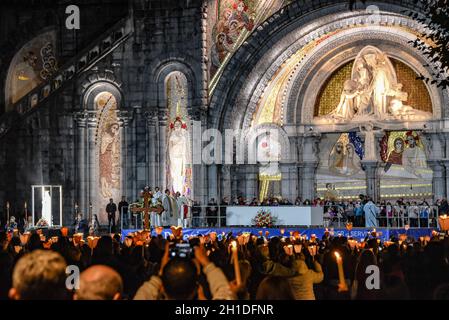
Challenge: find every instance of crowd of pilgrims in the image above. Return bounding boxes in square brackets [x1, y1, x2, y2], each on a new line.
[1, 226, 449, 300]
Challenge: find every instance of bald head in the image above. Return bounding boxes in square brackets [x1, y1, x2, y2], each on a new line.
[75, 265, 123, 300]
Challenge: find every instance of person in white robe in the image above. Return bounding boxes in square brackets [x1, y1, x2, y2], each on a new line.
[162, 190, 179, 227]
[364, 199, 379, 228]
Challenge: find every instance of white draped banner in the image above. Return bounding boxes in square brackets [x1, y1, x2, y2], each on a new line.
[225, 206, 324, 226]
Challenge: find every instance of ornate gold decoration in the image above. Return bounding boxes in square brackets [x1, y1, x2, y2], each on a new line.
[259, 173, 282, 202]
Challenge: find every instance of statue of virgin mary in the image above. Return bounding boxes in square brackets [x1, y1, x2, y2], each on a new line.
[41, 189, 52, 226]
[168, 117, 190, 194]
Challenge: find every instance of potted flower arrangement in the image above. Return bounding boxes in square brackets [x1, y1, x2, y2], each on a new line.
[36, 218, 49, 227]
[252, 209, 278, 228]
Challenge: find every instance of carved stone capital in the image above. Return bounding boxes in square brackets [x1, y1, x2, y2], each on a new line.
[117, 110, 132, 127]
[144, 109, 158, 126]
[73, 111, 89, 128]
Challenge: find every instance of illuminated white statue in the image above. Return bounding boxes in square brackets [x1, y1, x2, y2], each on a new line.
[168, 118, 190, 194]
[41, 189, 52, 226]
[315, 46, 432, 123]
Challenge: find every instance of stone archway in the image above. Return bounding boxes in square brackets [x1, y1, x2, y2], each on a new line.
[208, 1, 449, 202]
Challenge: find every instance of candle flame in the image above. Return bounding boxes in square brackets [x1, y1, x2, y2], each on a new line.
[334, 251, 341, 259]
[231, 240, 237, 249]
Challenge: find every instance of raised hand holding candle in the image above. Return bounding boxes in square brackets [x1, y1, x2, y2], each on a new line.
[439, 215, 449, 232]
[334, 251, 348, 292]
[231, 241, 241, 286]
[308, 244, 317, 258]
[61, 227, 68, 237]
[346, 222, 353, 232]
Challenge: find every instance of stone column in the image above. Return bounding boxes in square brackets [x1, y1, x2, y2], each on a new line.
[220, 164, 232, 200]
[299, 132, 321, 201]
[281, 163, 298, 202]
[300, 162, 319, 201]
[87, 112, 98, 221]
[192, 116, 207, 203]
[117, 110, 132, 198]
[74, 111, 88, 217]
[235, 165, 246, 198]
[358, 128, 383, 202]
[158, 112, 168, 190]
[130, 106, 139, 198]
[145, 110, 158, 188]
[428, 160, 445, 201]
[423, 131, 446, 200]
[207, 164, 218, 201]
[245, 164, 259, 200]
[442, 160, 449, 200]
[361, 161, 380, 202]
[231, 165, 239, 198]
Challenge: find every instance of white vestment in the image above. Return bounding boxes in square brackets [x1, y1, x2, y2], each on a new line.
[162, 195, 179, 226]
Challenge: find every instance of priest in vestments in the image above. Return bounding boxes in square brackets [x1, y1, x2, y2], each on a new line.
[364, 199, 379, 228]
[162, 189, 179, 227]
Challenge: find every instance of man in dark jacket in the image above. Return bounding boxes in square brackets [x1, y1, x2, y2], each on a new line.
[118, 196, 129, 228]
[106, 198, 117, 232]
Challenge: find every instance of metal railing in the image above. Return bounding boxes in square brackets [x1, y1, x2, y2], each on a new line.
[117, 205, 439, 230]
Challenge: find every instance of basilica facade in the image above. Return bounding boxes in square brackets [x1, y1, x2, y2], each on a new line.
[0, 0, 448, 224]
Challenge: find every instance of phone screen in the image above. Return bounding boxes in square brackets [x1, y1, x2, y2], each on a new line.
[170, 243, 193, 259]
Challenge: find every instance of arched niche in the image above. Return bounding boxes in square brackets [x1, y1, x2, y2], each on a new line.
[4, 30, 57, 111]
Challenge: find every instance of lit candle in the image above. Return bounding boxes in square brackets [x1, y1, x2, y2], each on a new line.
[280, 228, 285, 236]
[231, 241, 241, 286]
[61, 227, 68, 237]
[346, 222, 353, 233]
[439, 215, 449, 232]
[87, 236, 99, 255]
[6, 201, 10, 225]
[308, 244, 317, 258]
[334, 252, 348, 292]
[24, 201, 27, 223]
